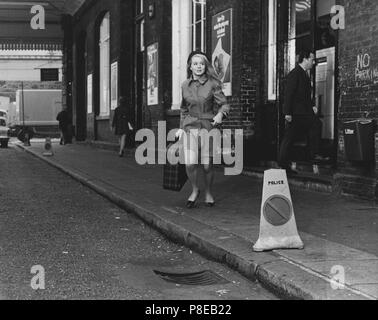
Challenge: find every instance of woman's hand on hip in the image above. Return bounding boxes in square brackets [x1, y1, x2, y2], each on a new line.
[212, 112, 223, 126]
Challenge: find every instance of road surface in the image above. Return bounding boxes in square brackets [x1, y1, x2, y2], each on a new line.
[0, 146, 277, 300]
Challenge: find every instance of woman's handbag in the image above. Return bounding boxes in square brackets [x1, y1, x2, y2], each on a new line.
[163, 141, 187, 192]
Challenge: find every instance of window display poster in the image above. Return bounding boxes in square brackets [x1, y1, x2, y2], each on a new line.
[87, 73, 93, 114]
[147, 43, 158, 106]
[111, 61, 118, 110]
[212, 9, 232, 96]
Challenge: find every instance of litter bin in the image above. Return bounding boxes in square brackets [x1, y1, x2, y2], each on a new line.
[343, 119, 375, 161]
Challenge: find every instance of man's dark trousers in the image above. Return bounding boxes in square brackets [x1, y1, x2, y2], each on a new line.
[278, 114, 317, 169]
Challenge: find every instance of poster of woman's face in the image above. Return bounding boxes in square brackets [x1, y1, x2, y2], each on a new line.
[214, 54, 225, 79]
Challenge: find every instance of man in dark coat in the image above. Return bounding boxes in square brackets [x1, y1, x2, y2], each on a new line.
[56, 108, 70, 145]
[278, 50, 319, 173]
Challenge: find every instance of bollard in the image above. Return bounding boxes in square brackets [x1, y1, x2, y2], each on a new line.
[43, 137, 54, 157]
[23, 132, 31, 146]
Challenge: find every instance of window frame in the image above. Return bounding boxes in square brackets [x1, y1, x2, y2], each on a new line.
[98, 12, 111, 117]
[171, 0, 207, 110]
[191, 0, 206, 52]
[268, 0, 277, 101]
[136, 0, 145, 52]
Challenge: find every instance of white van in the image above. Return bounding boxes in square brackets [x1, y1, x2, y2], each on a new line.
[0, 116, 10, 148]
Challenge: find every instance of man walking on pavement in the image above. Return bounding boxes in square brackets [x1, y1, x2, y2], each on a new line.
[56, 108, 70, 145]
[278, 50, 319, 174]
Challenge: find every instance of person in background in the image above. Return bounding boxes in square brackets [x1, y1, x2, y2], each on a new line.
[56, 108, 70, 145]
[112, 96, 134, 157]
[176, 51, 230, 208]
[278, 50, 318, 174]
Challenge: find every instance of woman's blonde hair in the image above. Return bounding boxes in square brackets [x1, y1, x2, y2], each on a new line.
[186, 51, 220, 83]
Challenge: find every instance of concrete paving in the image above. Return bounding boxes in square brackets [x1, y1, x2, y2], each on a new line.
[13, 140, 378, 300]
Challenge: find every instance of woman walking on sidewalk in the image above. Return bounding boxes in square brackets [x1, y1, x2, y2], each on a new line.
[176, 51, 230, 208]
[112, 97, 133, 157]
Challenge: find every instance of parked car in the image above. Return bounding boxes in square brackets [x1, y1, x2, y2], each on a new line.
[0, 117, 10, 148]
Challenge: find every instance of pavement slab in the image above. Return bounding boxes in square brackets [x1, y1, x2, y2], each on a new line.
[14, 140, 378, 300]
[276, 234, 378, 263]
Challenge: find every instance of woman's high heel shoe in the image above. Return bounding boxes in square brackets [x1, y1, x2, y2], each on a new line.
[205, 194, 215, 207]
[186, 191, 200, 209]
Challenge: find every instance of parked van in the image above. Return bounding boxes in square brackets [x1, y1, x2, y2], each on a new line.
[0, 116, 10, 148]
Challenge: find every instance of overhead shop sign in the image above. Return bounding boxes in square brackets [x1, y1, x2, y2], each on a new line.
[212, 9, 232, 96]
[41, 68, 59, 81]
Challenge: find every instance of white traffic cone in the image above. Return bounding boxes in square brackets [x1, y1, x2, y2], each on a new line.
[253, 169, 304, 252]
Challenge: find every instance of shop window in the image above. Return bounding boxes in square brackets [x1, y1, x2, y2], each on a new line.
[285, 0, 312, 73]
[268, 0, 277, 101]
[99, 12, 110, 117]
[293, 0, 312, 53]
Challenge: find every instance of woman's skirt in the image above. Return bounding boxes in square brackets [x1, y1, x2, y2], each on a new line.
[115, 123, 130, 136]
[182, 116, 222, 165]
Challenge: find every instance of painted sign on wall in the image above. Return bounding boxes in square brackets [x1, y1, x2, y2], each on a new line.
[355, 53, 378, 87]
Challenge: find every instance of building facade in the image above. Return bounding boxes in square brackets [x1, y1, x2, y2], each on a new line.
[63, 0, 378, 199]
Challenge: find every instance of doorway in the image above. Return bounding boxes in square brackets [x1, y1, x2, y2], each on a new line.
[315, 47, 335, 158]
[277, 0, 337, 164]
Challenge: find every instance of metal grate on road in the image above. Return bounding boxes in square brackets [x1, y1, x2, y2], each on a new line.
[153, 270, 230, 286]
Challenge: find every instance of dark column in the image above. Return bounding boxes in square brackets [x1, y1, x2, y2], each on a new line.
[61, 14, 74, 135]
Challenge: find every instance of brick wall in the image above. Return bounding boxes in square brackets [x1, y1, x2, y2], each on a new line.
[240, 0, 261, 138]
[207, 0, 261, 138]
[336, 0, 377, 198]
[338, 0, 378, 171]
